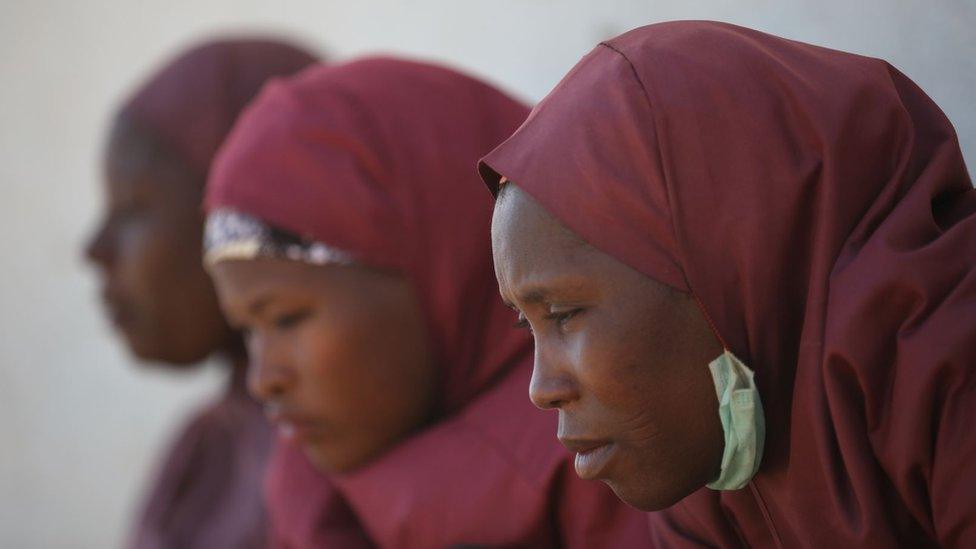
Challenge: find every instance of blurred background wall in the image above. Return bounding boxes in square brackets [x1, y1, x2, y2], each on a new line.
[1, 1, 973, 547]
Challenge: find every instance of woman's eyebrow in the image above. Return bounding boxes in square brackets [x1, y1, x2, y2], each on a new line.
[248, 293, 275, 316]
[501, 286, 548, 310]
[516, 287, 549, 306]
[509, 275, 589, 308]
[516, 273, 592, 306]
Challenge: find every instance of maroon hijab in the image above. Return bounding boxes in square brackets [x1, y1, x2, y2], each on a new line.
[123, 38, 318, 178]
[480, 21, 976, 547]
[119, 38, 317, 549]
[206, 57, 651, 547]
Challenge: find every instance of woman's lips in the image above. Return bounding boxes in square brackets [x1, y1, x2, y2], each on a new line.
[266, 410, 324, 444]
[105, 300, 135, 333]
[276, 420, 321, 444]
[100, 287, 136, 330]
[561, 438, 615, 480]
[107, 304, 133, 329]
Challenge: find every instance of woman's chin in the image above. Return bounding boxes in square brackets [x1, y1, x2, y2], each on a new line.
[125, 332, 211, 366]
[303, 442, 380, 475]
[605, 477, 696, 512]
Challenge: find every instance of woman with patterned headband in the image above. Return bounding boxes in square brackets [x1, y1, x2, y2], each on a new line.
[204, 57, 650, 547]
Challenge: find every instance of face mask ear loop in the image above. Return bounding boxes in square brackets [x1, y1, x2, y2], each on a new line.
[689, 286, 778, 544]
[691, 291, 728, 352]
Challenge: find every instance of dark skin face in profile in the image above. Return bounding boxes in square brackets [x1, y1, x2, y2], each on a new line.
[85, 115, 238, 365]
[491, 184, 725, 511]
[210, 259, 437, 473]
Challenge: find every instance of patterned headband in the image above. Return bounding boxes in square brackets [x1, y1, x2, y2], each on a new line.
[204, 208, 354, 268]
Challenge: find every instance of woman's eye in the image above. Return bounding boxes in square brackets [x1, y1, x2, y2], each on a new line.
[274, 309, 311, 330]
[108, 207, 141, 225]
[545, 308, 582, 329]
[237, 325, 255, 346]
[513, 313, 533, 333]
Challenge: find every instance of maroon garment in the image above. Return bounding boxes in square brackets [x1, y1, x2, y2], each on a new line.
[129, 385, 272, 549]
[121, 38, 318, 549]
[123, 38, 318, 178]
[480, 21, 976, 548]
[206, 57, 652, 548]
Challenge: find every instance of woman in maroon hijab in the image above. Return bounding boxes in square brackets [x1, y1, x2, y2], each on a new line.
[484, 21, 976, 547]
[203, 56, 650, 548]
[85, 38, 317, 548]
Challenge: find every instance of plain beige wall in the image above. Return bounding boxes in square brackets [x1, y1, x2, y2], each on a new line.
[1, 1, 973, 547]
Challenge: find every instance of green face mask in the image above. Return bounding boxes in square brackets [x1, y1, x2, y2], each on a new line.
[706, 351, 765, 491]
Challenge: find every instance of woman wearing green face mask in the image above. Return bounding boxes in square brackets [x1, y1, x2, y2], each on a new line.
[484, 21, 976, 547]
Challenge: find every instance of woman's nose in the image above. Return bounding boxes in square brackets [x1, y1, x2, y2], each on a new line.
[246, 333, 295, 402]
[84, 221, 114, 268]
[528, 343, 579, 410]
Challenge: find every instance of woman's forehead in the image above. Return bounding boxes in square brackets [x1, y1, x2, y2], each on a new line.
[492, 185, 615, 298]
[493, 185, 586, 255]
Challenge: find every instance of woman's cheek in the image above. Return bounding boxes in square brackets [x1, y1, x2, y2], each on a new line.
[575, 325, 630, 395]
[302, 315, 370, 387]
